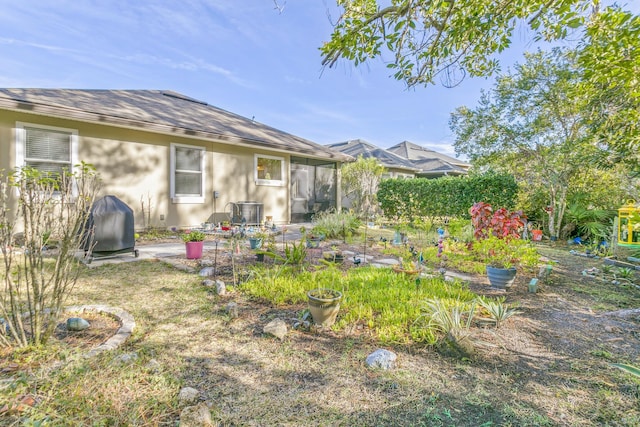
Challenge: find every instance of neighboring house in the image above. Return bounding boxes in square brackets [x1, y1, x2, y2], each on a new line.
[387, 140, 470, 178]
[327, 139, 419, 179]
[327, 139, 418, 211]
[0, 89, 352, 229]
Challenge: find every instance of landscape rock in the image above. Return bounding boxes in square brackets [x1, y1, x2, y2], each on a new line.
[202, 279, 215, 287]
[215, 280, 226, 296]
[263, 318, 288, 340]
[226, 302, 239, 318]
[113, 352, 138, 365]
[145, 359, 162, 373]
[365, 349, 397, 370]
[66, 317, 90, 331]
[199, 267, 216, 277]
[180, 403, 214, 427]
[178, 387, 200, 404]
[199, 259, 214, 267]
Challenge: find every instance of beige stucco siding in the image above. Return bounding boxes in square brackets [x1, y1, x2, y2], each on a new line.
[0, 111, 290, 229]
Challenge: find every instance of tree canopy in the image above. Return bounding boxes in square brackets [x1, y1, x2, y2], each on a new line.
[450, 49, 609, 238]
[577, 7, 640, 170]
[321, 0, 592, 87]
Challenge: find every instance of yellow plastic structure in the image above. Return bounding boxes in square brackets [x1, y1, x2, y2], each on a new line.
[618, 200, 640, 247]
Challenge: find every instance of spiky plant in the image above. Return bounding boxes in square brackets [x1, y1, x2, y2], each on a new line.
[476, 296, 520, 328]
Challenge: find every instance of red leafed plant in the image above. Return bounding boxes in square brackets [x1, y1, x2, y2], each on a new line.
[470, 202, 526, 240]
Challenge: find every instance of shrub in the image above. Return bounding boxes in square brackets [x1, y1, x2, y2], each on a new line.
[0, 164, 101, 348]
[311, 210, 361, 239]
[470, 201, 525, 239]
[377, 170, 518, 222]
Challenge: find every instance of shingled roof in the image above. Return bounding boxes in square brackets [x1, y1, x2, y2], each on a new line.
[327, 139, 419, 172]
[387, 140, 469, 176]
[0, 89, 351, 162]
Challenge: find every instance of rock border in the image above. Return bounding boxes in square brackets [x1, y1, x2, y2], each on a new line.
[64, 305, 135, 358]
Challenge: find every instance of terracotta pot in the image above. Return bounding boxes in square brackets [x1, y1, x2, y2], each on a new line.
[531, 230, 543, 241]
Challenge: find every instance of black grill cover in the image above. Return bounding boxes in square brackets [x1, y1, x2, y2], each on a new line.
[84, 195, 135, 253]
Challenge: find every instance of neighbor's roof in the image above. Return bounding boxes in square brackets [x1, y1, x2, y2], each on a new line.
[327, 139, 419, 172]
[0, 89, 352, 162]
[387, 140, 470, 176]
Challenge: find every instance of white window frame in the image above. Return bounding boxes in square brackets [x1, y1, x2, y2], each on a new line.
[254, 154, 285, 187]
[170, 143, 205, 204]
[15, 121, 78, 172]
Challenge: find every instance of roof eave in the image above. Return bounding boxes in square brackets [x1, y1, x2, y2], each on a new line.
[0, 97, 353, 163]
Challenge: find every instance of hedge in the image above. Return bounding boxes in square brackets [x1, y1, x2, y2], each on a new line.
[377, 171, 518, 221]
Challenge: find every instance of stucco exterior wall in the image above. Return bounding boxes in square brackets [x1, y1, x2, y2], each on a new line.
[0, 111, 291, 230]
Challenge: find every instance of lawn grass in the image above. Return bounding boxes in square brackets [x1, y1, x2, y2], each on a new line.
[240, 264, 477, 344]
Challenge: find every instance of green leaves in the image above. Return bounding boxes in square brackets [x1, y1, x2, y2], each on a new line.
[610, 363, 640, 379]
[377, 171, 518, 221]
[321, 0, 593, 87]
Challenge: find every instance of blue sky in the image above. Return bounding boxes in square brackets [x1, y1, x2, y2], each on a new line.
[0, 0, 605, 157]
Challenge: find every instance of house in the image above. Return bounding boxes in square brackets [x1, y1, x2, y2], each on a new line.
[0, 89, 352, 229]
[327, 139, 419, 179]
[387, 140, 470, 178]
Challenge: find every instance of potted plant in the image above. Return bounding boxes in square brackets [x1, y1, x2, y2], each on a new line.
[469, 202, 537, 290]
[322, 245, 344, 263]
[181, 230, 206, 259]
[248, 231, 267, 250]
[472, 235, 538, 290]
[307, 288, 342, 327]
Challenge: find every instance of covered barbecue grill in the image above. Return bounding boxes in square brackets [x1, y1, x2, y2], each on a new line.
[84, 195, 138, 262]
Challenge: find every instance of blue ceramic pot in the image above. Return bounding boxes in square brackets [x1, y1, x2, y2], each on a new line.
[486, 266, 517, 290]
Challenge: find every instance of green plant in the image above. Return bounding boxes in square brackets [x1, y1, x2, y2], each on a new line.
[241, 264, 476, 344]
[378, 171, 518, 222]
[476, 296, 520, 328]
[181, 230, 206, 242]
[284, 240, 307, 266]
[617, 267, 635, 279]
[311, 210, 361, 239]
[0, 163, 101, 348]
[564, 203, 615, 241]
[418, 298, 477, 351]
[610, 363, 640, 378]
[308, 288, 342, 300]
[601, 264, 614, 275]
[471, 235, 538, 270]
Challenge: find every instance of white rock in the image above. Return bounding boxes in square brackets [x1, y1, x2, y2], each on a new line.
[215, 280, 226, 296]
[178, 386, 200, 404]
[113, 352, 138, 365]
[263, 318, 288, 340]
[226, 302, 238, 318]
[199, 267, 216, 277]
[199, 259, 214, 267]
[365, 349, 397, 370]
[180, 403, 213, 427]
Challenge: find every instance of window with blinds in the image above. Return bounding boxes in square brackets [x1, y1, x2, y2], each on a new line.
[24, 126, 72, 176]
[171, 143, 205, 203]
